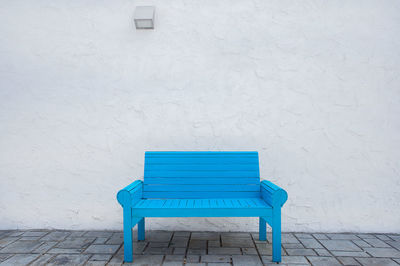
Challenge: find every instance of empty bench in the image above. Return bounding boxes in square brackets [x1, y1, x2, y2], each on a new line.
[117, 151, 288, 263]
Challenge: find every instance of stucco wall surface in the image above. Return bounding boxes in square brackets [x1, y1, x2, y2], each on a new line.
[1, 0, 400, 232]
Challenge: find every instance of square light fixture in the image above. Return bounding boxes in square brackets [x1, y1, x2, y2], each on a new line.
[134, 6, 155, 30]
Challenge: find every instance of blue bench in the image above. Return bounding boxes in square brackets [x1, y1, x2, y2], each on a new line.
[117, 151, 288, 263]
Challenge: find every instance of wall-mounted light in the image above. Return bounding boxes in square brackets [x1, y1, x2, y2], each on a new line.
[134, 6, 155, 30]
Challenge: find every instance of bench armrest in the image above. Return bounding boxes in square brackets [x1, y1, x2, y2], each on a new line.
[260, 180, 288, 208]
[117, 180, 143, 207]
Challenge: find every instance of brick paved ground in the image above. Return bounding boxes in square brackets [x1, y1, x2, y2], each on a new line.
[0, 230, 400, 265]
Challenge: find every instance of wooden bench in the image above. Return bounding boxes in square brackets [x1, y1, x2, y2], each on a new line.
[117, 151, 288, 263]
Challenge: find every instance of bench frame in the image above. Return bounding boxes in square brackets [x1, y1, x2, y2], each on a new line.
[117, 152, 288, 263]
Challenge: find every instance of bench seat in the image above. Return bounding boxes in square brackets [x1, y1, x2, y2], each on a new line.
[117, 151, 288, 263]
[133, 198, 272, 217]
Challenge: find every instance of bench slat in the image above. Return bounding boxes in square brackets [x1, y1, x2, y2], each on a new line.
[146, 157, 259, 164]
[144, 177, 260, 185]
[144, 171, 259, 178]
[143, 151, 260, 199]
[143, 191, 260, 198]
[145, 164, 259, 171]
[144, 184, 260, 192]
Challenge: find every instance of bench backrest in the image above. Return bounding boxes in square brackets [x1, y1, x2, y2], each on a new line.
[143, 151, 260, 199]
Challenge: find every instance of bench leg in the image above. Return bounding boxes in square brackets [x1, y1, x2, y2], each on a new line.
[272, 209, 282, 263]
[259, 217, 267, 241]
[123, 207, 133, 262]
[138, 218, 145, 241]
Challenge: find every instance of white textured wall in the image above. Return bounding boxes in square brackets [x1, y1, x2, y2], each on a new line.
[1, 0, 400, 233]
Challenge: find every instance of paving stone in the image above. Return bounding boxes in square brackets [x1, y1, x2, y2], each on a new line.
[283, 243, 304, 249]
[86, 261, 107, 266]
[189, 240, 207, 249]
[0, 237, 19, 248]
[299, 238, 323, 249]
[106, 236, 123, 245]
[185, 263, 206, 266]
[255, 244, 285, 256]
[232, 255, 262, 265]
[364, 247, 400, 258]
[107, 254, 123, 265]
[251, 233, 269, 243]
[221, 232, 251, 238]
[187, 249, 206, 255]
[363, 238, 391, 247]
[146, 231, 173, 242]
[337, 256, 361, 265]
[306, 256, 341, 266]
[170, 237, 188, 248]
[326, 234, 360, 240]
[222, 238, 254, 248]
[143, 246, 173, 255]
[386, 240, 400, 250]
[0, 254, 40, 265]
[357, 234, 377, 239]
[331, 251, 370, 257]
[133, 245, 147, 254]
[394, 258, 400, 264]
[173, 231, 190, 237]
[319, 240, 362, 251]
[0, 240, 43, 253]
[4, 231, 23, 237]
[84, 231, 113, 238]
[201, 254, 231, 263]
[148, 242, 169, 248]
[40, 231, 71, 241]
[282, 233, 300, 244]
[0, 255, 13, 263]
[262, 255, 309, 264]
[208, 247, 241, 255]
[47, 254, 91, 265]
[164, 254, 184, 262]
[186, 255, 200, 263]
[191, 232, 219, 241]
[34, 241, 57, 253]
[89, 254, 112, 261]
[313, 234, 329, 240]
[30, 254, 55, 265]
[93, 237, 109, 244]
[162, 262, 183, 266]
[295, 233, 313, 239]
[207, 263, 231, 266]
[22, 231, 48, 237]
[314, 248, 331, 256]
[242, 247, 258, 254]
[208, 240, 221, 248]
[20, 236, 43, 241]
[355, 257, 399, 266]
[68, 231, 87, 237]
[128, 254, 164, 265]
[172, 247, 186, 254]
[47, 248, 83, 254]
[388, 235, 400, 241]
[57, 237, 95, 249]
[352, 239, 372, 248]
[375, 234, 392, 241]
[286, 248, 317, 256]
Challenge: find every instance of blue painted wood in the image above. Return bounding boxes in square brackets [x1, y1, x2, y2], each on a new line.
[144, 151, 260, 199]
[143, 184, 260, 192]
[272, 208, 282, 262]
[259, 217, 267, 241]
[116, 151, 288, 263]
[138, 218, 145, 241]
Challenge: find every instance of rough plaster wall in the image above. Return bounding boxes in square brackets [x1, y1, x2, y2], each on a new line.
[1, 0, 400, 232]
